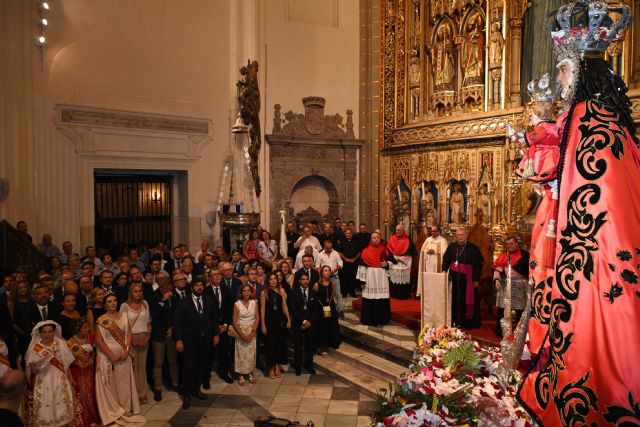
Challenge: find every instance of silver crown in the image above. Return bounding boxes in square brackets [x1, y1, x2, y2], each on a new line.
[527, 73, 561, 103]
[548, 0, 632, 60]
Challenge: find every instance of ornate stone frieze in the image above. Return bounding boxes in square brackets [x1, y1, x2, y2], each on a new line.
[391, 112, 520, 145]
[273, 97, 355, 139]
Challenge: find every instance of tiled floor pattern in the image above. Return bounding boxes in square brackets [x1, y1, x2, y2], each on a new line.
[139, 369, 377, 427]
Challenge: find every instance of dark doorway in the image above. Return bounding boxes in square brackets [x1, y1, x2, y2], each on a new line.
[94, 172, 172, 256]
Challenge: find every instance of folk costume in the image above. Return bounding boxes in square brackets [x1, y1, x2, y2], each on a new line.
[24, 320, 82, 427]
[518, 2, 640, 425]
[67, 333, 99, 426]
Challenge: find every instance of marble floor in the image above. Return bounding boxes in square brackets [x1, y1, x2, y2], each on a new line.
[139, 369, 377, 427]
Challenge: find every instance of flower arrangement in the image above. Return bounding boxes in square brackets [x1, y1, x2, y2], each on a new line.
[373, 325, 531, 427]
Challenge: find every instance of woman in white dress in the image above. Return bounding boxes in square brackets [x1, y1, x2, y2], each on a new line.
[24, 320, 81, 427]
[95, 293, 146, 426]
[119, 283, 152, 404]
[0, 336, 11, 377]
[233, 284, 259, 385]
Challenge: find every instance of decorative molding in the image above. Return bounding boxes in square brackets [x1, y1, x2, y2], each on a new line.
[391, 110, 523, 145]
[273, 97, 357, 140]
[57, 105, 211, 135]
[382, 137, 505, 155]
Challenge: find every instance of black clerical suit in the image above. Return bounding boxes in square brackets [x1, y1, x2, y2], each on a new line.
[442, 241, 484, 329]
[173, 293, 219, 398]
[285, 231, 300, 260]
[289, 285, 320, 373]
[150, 288, 181, 391]
[203, 284, 234, 382]
[338, 237, 361, 297]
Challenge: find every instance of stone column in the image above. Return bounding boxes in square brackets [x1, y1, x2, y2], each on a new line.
[508, 18, 523, 107]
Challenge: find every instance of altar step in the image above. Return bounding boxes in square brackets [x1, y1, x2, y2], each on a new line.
[315, 341, 408, 399]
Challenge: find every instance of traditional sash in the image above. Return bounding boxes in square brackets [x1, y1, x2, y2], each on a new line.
[97, 316, 128, 354]
[67, 339, 93, 368]
[33, 342, 66, 373]
[450, 262, 474, 319]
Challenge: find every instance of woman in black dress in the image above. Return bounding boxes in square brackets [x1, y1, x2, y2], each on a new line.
[58, 293, 81, 339]
[260, 273, 291, 378]
[85, 287, 106, 332]
[315, 265, 340, 357]
[11, 281, 33, 360]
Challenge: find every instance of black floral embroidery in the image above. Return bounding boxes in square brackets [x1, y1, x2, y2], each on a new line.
[636, 248, 640, 255]
[617, 250, 632, 261]
[531, 277, 552, 325]
[603, 391, 640, 424]
[608, 263, 616, 272]
[604, 283, 623, 303]
[554, 372, 599, 426]
[530, 260, 537, 270]
[621, 269, 639, 285]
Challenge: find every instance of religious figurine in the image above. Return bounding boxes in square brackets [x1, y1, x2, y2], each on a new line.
[488, 22, 504, 70]
[518, 2, 640, 424]
[420, 182, 436, 227]
[462, 13, 484, 86]
[432, 24, 455, 89]
[237, 60, 262, 197]
[409, 53, 420, 88]
[449, 183, 465, 224]
[477, 184, 490, 225]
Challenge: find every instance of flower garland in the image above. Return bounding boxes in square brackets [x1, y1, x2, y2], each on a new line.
[373, 325, 531, 427]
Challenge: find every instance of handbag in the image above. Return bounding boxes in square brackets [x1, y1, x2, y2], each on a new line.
[131, 332, 147, 347]
[227, 324, 239, 338]
[322, 305, 332, 318]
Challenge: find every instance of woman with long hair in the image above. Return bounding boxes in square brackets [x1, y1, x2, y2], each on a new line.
[233, 284, 259, 385]
[517, 3, 640, 424]
[67, 317, 99, 427]
[257, 230, 279, 269]
[58, 293, 81, 340]
[278, 263, 295, 296]
[94, 294, 145, 425]
[243, 229, 261, 261]
[119, 283, 152, 404]
[85, 287, 106, 332]
[260, 273, 291, 378]
[11, 280, 32, 360]
[314, 265, 340, 357]
[24, 320, 82, 426]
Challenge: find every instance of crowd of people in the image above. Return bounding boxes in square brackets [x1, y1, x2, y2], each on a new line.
[0, 218, 381, 425]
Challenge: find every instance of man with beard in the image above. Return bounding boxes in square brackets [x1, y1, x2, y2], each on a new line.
[174, 275, 219, 409]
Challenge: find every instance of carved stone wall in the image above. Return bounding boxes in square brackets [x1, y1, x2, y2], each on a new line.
[266, 97, 363, 233]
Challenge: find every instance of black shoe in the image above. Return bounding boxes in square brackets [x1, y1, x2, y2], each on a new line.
[305, 366, 316, 375]
[202, 380, 211, 390]
[219, 373, 234, 384]
[182, 396, 190, 410]
[153, 389, 162, 402]
[295, 368, 301, 376]
[194, 391, 208, 400]
[339, 312, 345, 320]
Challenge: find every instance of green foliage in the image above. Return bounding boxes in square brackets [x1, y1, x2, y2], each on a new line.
[443, 341, 480, 378]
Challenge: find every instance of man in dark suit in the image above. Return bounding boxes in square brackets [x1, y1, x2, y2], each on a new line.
[219, 262, 242, 302]
[230, 250, 245, 278]
[150, 275, 181, 402]
[29, 284, 60, 331]
[203, 269, 234, 385]
[163, 246, 183, 274]
[173, 275, 219, 410]
[294, 255, 319, 290]
[289, 272, 319, 375]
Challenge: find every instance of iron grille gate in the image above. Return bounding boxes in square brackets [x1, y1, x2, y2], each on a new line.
[94, 173, 172, 255]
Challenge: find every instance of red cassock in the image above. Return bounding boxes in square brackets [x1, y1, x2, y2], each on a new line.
[516, 120, 563, 356]
[518, 100, 640, 425]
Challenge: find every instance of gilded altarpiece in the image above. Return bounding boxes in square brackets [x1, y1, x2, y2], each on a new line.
[380, 0, 640, 252]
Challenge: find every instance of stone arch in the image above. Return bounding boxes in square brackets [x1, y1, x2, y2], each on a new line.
[288, 174, 341, 228]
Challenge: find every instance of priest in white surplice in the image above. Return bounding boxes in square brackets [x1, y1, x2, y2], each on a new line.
[417, 225, 450, 326]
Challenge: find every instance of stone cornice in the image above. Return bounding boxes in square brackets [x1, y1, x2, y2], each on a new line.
[381, 137, 505, 155]
[56, 105, 211, 135]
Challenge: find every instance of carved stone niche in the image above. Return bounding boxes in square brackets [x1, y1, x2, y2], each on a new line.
[266, 97, 364, 233]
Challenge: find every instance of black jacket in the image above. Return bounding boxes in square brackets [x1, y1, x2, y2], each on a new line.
[221, 277, 243, 302]
[28, 300, 61, 331]
[150, 288, 180, 342]
[294, 268, 319, 289]
[204, 284, 234, 326]
[173, 293, 219, 346]
[289, 286, 320, 330]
